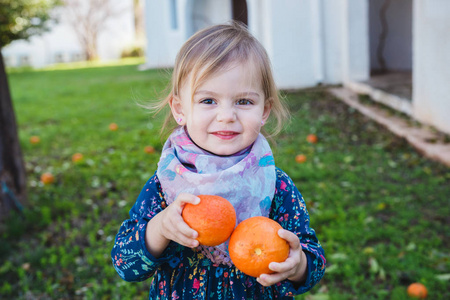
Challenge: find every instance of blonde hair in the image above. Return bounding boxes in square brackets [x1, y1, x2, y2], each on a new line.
[149, 21, 289, 138]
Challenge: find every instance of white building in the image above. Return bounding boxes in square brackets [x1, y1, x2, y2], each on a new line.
[2, 0, 137, 68]
[143, 0, 450, 135]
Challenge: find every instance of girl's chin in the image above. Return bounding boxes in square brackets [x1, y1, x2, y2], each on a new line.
[207, 149, 235, 156]
[199, 145, 241, 156]
[206, 145, 253, 157]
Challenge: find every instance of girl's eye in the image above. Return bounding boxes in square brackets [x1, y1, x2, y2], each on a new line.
[237, 99, 253, 105]
[200, 98, 216, 104]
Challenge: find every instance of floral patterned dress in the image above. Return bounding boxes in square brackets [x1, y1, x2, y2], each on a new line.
[111, 168, 326, 299]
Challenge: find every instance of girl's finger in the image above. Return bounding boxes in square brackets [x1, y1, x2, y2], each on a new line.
[174, 216, 198, 239]
[257, 272, 289, 287]
[173, 234, 199, 248]
[164, 220, 199, 248]
[268, 256, 298, 273]
[278, 229, 301, 250]
[161, 210, 196, 242]
[175, 193, 201, 206]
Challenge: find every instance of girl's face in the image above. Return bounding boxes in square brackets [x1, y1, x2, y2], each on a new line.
[171, 62, 271, 156]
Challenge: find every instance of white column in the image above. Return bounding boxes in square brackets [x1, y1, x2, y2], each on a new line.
[342, 0, 370, 83]
[264, 0, 319, 89]
[321, 0, 345, 84]
[413, 0, 450, 134]
[144, 0, 184, 68]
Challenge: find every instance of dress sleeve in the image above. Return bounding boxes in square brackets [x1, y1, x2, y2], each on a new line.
[270, 168, 326, 296]
[110, 174, 176, 282]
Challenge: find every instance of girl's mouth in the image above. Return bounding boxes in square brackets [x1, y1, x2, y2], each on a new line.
[212, 131, 239, 140]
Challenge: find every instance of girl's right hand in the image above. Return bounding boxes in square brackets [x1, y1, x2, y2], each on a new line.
[153, 193, 201, 249]
[146, 193, 200, 257]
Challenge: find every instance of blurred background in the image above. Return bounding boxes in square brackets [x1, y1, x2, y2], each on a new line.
[1, 0, 449, 299]
[3, 0, 450, 135]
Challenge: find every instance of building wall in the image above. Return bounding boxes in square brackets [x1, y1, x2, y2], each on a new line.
[247, 0, 369, 89]
[146, 0, 449, 136]
[321, 0, 345, 84]
[342, 0, 370, 83]
[144, 1, 179, 68]
[144, 0, 231, 69]
[144, 0, 369, 89]
[2, 13, 84, 68]
[413, 0, 450, 134]
[256, 0, 318, 89]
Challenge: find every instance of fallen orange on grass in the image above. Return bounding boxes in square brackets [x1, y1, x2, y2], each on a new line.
[407, 283, 428, 299]
[40, 172, 55, 185]
[229, 216, 289, 278]
[72, 153, 84, 162]
[144, 146, 155, 154]
[307, 134, 318, 144]
[109, 123, 118, 131]
[295, 154, 307, 163]
[182, 195, 236, 246]
[30, 136, 40, 144]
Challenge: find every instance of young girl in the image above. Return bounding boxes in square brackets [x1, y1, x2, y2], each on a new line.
[111, 21, 325, 299]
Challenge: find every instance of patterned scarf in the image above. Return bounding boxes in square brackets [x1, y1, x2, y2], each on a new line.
[156, 126, 276, 265]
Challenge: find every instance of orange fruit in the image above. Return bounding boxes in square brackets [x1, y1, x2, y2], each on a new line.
[229, 216, 289, 278]
[407, 283, 428, 299]
[295, 154, 307, 163]
[109, 123, 118, 131]
[40, 172, 55, 185]
[307, 134, 318, 144]
[182, 195, 236, 246]
[72, 153, 84, 162]
[144, 146, 155, 154]
[30, 136, 40, 144]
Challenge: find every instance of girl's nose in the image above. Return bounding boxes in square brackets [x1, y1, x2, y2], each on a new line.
[216, 105, 237, 123]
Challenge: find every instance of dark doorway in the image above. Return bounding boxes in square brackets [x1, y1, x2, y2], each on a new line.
[368, 0, 413, 101]
[232, 0, 248, 25]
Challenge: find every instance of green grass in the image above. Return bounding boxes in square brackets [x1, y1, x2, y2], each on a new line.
[1, 60, 449, 299]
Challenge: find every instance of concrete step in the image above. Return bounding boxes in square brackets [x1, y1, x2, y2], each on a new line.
[329, 87, 450, 167]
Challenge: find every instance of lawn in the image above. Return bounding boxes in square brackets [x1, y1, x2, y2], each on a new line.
[1, 59, 449, 299]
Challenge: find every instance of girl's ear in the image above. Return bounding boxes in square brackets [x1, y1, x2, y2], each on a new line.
[262, 98, 272, 124]
[169, 95, 186, 125]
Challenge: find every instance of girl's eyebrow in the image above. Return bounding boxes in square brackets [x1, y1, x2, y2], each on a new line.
[194, 90, 219, 97]
[236, 92, 261, 98]
[195, 90, 261, 98]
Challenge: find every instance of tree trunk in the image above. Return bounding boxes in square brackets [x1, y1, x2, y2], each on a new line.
[0, 48, 27, 220]
[133, 0, 145, 46]
[89, 36, 98, 61]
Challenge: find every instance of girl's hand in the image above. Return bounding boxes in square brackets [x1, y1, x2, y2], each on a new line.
[159, 193, 201, 247]
[256, 229, 307, 287]
[146, 193, 200, 257]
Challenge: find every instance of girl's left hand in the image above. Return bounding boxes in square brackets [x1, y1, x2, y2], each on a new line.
[256, 229, 307, 287]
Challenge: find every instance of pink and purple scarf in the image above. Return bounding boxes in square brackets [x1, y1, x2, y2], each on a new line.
[156, 126, 276, 265]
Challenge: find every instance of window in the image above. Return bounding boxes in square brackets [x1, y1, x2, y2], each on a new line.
[54, 53, 64, 63]
[19, 55, 31, 66]
[169, 0, 178, 30]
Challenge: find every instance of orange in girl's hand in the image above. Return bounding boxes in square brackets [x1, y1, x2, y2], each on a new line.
[144, 146, 155, 154]
[295, 154, 307, 163]
[307, 134, 318, 144]
[182, 195, 236, 246]
[40, 172, 55, 185]
[30, 136, 40, 144]
[72, 153, 84, 163]
[109, 123, 118, 131]
[407, 283, 428, 299]
[229, 216, 289, 278]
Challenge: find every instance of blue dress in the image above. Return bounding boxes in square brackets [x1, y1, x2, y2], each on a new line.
[111, 168, 326, 299]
